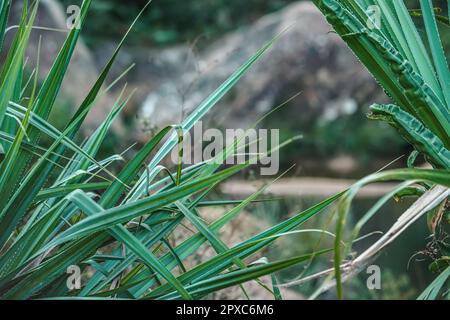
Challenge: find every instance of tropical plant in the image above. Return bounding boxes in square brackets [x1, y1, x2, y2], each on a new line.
[1, 0, 449, 301]
[308, 0, 450, 299]
[0, 0, 338, 299]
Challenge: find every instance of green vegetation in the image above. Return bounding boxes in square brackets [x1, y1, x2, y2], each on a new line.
[0, 0, 449, 300]
[311, 0, 450, 299]
[60, 0, 298, 46]
[0, 0, 336, 300]
[63, 0, 447, 168]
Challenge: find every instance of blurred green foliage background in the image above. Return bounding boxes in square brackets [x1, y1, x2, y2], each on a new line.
[57, 0, 449, 173]
[61, 0, 299, 46]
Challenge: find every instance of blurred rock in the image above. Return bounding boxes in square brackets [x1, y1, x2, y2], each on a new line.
[134, 1, 387, 135]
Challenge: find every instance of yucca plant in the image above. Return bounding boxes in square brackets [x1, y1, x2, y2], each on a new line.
[0, 0, 344, 300]
[308, 0, 450, 299]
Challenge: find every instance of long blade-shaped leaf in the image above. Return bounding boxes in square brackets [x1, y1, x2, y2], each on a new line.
[420, 0, 450, 109]
[0, 0, 11, 52]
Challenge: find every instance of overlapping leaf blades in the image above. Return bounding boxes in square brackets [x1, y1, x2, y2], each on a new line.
[312, 0, 450, 299]
[0, 1, 336, 300]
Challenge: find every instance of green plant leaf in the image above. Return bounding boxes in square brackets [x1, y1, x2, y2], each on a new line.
[418, 266, 450, 300]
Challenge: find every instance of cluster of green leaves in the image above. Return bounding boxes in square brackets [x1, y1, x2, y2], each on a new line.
[1, 0, 449, 301]
[0, 0, 344, 300]
[311, 0, 450, 299]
